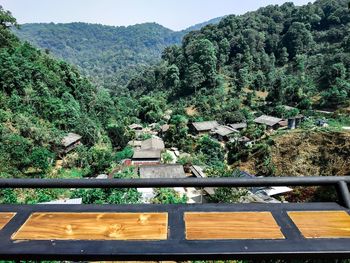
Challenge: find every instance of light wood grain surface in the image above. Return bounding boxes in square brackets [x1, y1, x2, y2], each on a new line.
[0, 213, 16, 230]
[288, 211, 350, 238]
[185, 212, 284, 240]
[12, 212, 168, 240]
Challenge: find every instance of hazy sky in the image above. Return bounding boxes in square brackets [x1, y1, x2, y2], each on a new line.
[1, 0, 314, 31]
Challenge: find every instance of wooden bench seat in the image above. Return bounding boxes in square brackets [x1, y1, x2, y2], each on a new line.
[0, 203, 349, 261]
[288, 211, 350, 239]
[0, 213, 16, 231]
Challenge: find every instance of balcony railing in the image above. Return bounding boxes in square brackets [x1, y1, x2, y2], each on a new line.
[0, 176, 349, 261]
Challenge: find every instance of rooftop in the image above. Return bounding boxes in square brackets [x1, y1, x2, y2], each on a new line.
[128, 140, 142, 147]
[141, 138, 165, 150]
[132, 150, 161, 159]
[190, 165, 206, 178]
[254, 115, 282, 127]
[61, 133, 82, 147]
[212, 125, 238, 137]
[192, 121, 219, 132]
[229, 123, 247, 130]
[139, 164, 186, 179]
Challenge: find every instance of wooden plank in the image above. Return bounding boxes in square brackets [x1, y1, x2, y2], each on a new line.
[0, 213, 16, 230]
[288, 211, 350, 239]
[185, 212, 284, 240]
[12, 212, 168, 240]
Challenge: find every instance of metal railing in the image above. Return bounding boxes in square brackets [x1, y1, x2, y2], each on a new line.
[0, 176, 349, 208]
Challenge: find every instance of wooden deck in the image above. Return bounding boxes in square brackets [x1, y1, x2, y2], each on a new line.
[0, 203, 349, 261]
[185, 212, 284, 240]
[12, 213, 168, 241]
[288, 211, 350, 239]
[0, 213, 16, 231]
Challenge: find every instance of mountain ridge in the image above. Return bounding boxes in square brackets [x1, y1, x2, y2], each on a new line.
[13, 17, 223, 88]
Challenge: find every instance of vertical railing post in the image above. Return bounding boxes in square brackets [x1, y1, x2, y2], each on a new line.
[336, 181, 350, 209]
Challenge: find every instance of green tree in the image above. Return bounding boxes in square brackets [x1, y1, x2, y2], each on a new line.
[139, 95, 166, 123]
[30, 147, 55, 172]
[282, 22, 314, 58]
[0, 6, 18, 47]
[152, 188, 187, 204]
[196, 135, 225, 166]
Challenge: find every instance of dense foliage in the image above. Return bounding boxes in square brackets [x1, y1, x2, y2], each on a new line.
[0, 6, 134, 180]
[13, 18, 222, 89]
[128, 0, 350, 113]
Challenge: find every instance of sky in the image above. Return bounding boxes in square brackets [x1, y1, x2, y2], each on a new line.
[0, 0, 314, 31]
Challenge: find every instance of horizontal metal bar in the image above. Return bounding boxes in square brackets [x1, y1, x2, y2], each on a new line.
[0, 176, 348, 189]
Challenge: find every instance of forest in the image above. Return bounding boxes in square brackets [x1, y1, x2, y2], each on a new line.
[13, 17, 222, 89]
[127, 0, 350, 112]
[0, 0, 350, 205]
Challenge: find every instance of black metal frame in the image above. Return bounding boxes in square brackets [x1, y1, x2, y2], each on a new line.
[0, 203, 349, 261]
[0, 176, 349, 260]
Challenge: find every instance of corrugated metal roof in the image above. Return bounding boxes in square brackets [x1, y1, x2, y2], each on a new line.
[139, 164, 186, 179]
[61, 133, 82, 147]
[212, 125, 238, 137]
[133, 150, 161, 159]
[141, 138, 165, 150]
[192, 121, 219, 132]
[254, 115, 282, 127]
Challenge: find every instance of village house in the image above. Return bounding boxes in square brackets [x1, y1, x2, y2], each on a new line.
[229, 123, 247, 131]
[127, 140, 142, 149]
[288, 114, 304, 129]
[191, 121, 219, 135]
[61, 133, 82, 155]
[230, 136, 253, 147]
[190, 165, 216, 197]
[278, 120, 288, 128]
[130, 137, 165, 165]
[254, 115, 283, 130]
[239, 171, 293, 203]
[211, 125, 238, 142]
[138, 164, 204, 204]
[132, 150, 161, 166]
[141, 137, 165, 150]
[139, 164, 186, 179]
[137, 164, 188, 203]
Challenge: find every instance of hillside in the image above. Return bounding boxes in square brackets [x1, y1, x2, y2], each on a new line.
[128, 0, 350, 113]
[0, 7, 136, 179]
[0, 6, 146, 204]
[13, 18, 223, 89]
[13, 22, 181, 88]
[238, 131, 350, 176]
